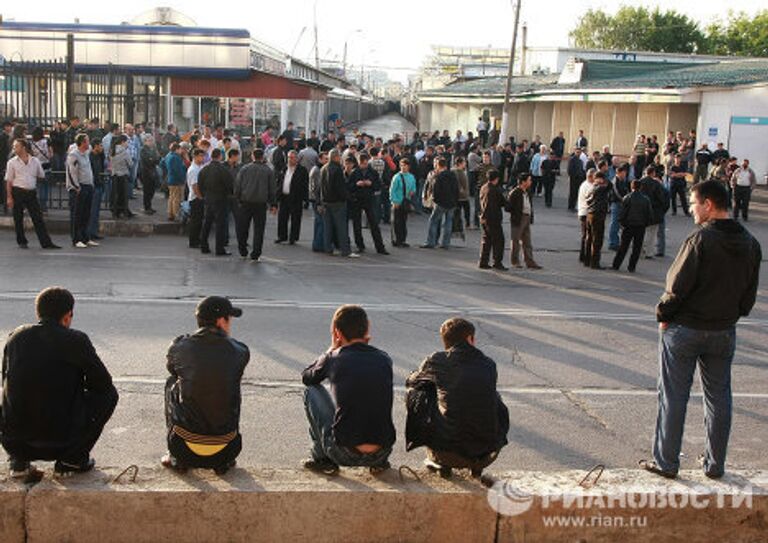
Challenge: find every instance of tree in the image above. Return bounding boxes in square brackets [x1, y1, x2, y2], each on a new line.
[705, 10, 768, 57]
[569, 7, 707, 53]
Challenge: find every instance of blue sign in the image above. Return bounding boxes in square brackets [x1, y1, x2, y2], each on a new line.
[731, 116, 768, 126]
[708, 127, 718, 137]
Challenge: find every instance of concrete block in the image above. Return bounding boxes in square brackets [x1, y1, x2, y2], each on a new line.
[0, 476, 28, 543]
[26, 466, 497, 543]
[493, 469, 768, 542]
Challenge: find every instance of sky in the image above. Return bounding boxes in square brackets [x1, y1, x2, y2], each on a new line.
[2, 0, 764, 82]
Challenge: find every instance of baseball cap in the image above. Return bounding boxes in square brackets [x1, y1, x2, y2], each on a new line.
[195, 296, 243, 321]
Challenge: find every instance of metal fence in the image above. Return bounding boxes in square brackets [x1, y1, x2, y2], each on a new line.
[42, 172, 113, 211]
[1, 55, 162, 129]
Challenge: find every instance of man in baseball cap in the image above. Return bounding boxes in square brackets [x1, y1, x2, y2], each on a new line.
[162, 296, 249, 474]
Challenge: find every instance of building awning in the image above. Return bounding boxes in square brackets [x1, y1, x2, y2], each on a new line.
[171, 70, 327, 100]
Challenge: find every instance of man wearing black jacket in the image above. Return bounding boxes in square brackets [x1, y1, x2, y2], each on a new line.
[642, 181, 761, 480]
[567, 147, 585, 211]
[612, 180, 652, 272]
[348, 154, 388, 254]
[163, 296, 249, 474]
[507, 173, 541, 269]
[320, 150, 355, 257]
[640, 166, 668, 259]
[2, 287, 118, 477]
[198, 149, 234, 256]
[478, 169, 506, 270]
[509, 143, 529, 189]
[406, 318, 509, 478]
[275, 150, 309, 245]
[422, 158, 458, 249]
[585, 171, 610, 269]
[302, 305, 394, 475]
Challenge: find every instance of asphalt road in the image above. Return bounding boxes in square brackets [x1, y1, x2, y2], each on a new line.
[0, 113, 766, 475]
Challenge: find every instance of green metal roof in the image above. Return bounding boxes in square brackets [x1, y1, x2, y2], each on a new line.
[419, 59, 768, 100]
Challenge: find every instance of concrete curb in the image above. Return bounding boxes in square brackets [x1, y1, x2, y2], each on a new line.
[0, 215, 182, 237]
[1, 468, 766, 542]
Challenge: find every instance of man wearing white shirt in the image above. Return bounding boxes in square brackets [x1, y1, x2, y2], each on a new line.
[4, 139, 60, 249]
[275, 150, 309, 244]
[186, 149, 206, 248]
[578, 168, 595, 264]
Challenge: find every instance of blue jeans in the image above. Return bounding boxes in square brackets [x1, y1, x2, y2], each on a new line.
[426, 205, 454, 248]
[303, 385, 391, 467]
[87, 183, 106, 239]
[323, 202, 351, 255]
[312, 203, 325, 252]
[653, 324, 736, 477]
[608, 201, 621, 249]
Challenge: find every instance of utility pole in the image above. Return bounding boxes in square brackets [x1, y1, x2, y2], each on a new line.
[313, 0, 320, 70]
[499, 0, 522, 146]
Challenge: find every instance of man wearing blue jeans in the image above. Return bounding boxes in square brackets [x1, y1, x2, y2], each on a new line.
[422, 158, 458, 249]
[641, 181, 761, 480]
[301, 305, 395, 475]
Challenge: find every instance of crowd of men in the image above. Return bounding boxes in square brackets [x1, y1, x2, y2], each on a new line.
[1, 117, 761, 274]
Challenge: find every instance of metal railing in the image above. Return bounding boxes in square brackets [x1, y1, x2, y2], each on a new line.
[41, 171, 113, 211]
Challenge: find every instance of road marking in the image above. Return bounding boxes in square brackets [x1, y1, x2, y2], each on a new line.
[0, 292, 765, 325]
[112, 377, 768, 400]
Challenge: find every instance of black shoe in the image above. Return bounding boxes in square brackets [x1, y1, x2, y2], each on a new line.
[201, 247, 211, 254]
[492, 263, 508, 271]
[697, 454, 723, 479]
[239, 248, 248, 258]
[18, 243, 29, 249]
[479, 263, 492, 269]
[654, 253, 664, 258]
[420, 244, 435, 249]
[125, 211, 136, 218]
[214, 460, 236, 475]
[274, 239, 286, 244]
[627, 266, 636, 273]
[424, 458, 452, 478]
[54, 457, 95, 475]
[289, 240, 296, 245]
[400, 242, 410, 248]
[250, 254, 260, 261]
[377, 249, 390, 255]
[612, 265, 620, 271]
[303, 458, 339, 475]
[9, 457, 30, 476]
[189, 244, 200, 249]
[42, 244, 62, 250]
[369, 461, 390, 475]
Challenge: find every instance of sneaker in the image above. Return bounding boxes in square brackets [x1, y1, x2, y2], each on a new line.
[348, 252, 361, 258]
[75, 241, 88, 249]
[86, 240, 100, 247]
[160, 453, 187, 473]
[54, 457, 95, 475]
[420, 244, 435, 249]
[302, 458, 339, 475]
[42, 244, 61, 250]
[424, 458, 452, 478]
[478, 263, 492, 269]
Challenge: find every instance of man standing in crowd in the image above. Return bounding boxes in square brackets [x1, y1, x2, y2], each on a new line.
[608, 163, 630, 251]
[87, 139, 106, 242]
[0, 121, 13, 214]
[301, 305, 395, 475]
[693, 143, 712, 185]
[642, 181, 761, 480]
[139, 135, 161, 215]
[198, 149, 234, 256]
[163, 296, 249, 474]
[5, 139, 60, 250]
[507, 173, 541, 270]
[66, 134, 98, 249]
[320, 149, 356, 257]
[668, 154, 689, 217]
[348, 153, 388, 255]
[186, 149, 205, 249]
[453, 156, 471, 231]
[422, 158, 458, 250]
[275, 151, 308, 245]
[731, 158, 756, 222]
[164, 143, 187, 222]
[309, 152, 328, 252]
[390, 158, 417, 248]
[641, 165, 669, 259]
[476, 117, 489, 148]
[234, 149, 276, 261]
[406, 318, 509, 478]
[612, 180, 652, 273]
[478, 169, 506, 270]
[567, 146, 586, 212]
[2, 287, 118, 477]
[575, 129, 588, 150]
[584, 171, 610, 269]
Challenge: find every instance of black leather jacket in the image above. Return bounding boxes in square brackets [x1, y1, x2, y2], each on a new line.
[165, 327, 249, 436]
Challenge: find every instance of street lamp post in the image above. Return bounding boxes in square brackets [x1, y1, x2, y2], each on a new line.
[499, 0, 522, 146]
[342, 29, 362, 79]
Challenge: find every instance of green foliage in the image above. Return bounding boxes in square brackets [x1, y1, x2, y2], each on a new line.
[705, 10, 768, 57]
[569, 6, 768, 57]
